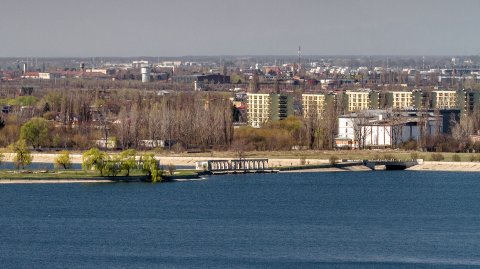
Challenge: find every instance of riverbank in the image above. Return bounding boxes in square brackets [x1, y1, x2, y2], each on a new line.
[281, 165, 371, 172]
[0, 179, 114, 184]
[2, 152, 480, 183]
[281, 161, 480, 173]
[407, 161, 480, 172]
[0, 171, 137, 184]
[2, 153, 330, 167]
[0, 167, 202, 184]
[3, 150, 479, 167]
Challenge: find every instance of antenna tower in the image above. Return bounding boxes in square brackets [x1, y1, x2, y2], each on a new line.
[298, 45, 301, 72]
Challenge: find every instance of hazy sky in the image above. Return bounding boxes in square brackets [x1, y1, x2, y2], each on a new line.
[0, 0, 478, 57]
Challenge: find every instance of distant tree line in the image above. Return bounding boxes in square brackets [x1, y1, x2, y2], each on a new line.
[1, 81, 480, 153]
[0, 88, 234, 151]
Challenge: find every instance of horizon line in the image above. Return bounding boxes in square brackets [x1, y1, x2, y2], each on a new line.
[0, 54, 479, 59]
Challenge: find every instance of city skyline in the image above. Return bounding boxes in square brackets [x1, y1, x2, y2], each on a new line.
[0, 0, 479, 57]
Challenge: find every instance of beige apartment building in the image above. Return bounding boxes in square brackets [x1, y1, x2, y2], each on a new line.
[344, 91, 370, 112]
[302, 94, 326, 117]
[431, 90, 457, 109]
[386, 91, 413, 109]
[247, 93, 294, 127]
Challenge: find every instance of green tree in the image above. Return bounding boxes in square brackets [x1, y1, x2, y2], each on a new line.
[104, 156, 121, 177]
[119, 149, 137, 176]
[141, 153, 162, 182]
[82, 148, 109, 176]
[10, 139, 33, 169]
[54, 150, 72, 169]
[20, 117, 51, 148]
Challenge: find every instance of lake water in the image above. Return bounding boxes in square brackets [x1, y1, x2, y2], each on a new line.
[1, 171, 480, 269]
[0, 162, 83, 170]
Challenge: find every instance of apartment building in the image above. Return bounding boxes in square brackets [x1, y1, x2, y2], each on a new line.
[246, 93, 294, 127]
[344, 91, 370, 112]
[431, 90, 457, 109]
[368, 91, 382, 109]
[412, 90, 429, 109]
[302, 93, 326, 118]
[457, 89, 480, 114]
[385, 91, 413, 109]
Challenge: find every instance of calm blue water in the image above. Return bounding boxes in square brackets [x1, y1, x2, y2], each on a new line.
[0, 162, 83, 170]
[1, 171, 480, 269]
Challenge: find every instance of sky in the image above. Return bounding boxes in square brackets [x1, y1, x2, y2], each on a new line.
[0, 0, 479, 57]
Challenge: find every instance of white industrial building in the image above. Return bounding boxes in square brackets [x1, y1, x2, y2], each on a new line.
[335, 110, 443, 149]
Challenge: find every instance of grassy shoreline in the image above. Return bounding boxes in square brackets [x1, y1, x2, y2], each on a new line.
[0, 169, 201, 183]
[165, 150, 480, 162]
[2, 149, 480, 164]
[1, 149, 480, 183]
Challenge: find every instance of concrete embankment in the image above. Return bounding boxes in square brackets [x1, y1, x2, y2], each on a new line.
[407, 161, 480, 172]
[4, 153, 480, 173]
[2, 153, 330, 167]
[281, 166, 371, 173]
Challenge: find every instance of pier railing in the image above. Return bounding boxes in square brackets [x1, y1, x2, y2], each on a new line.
[197, 159, 269, 172]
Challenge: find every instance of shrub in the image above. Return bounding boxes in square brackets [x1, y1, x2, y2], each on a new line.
[430, 153, 444, 161]
[452, 154, 461, 162]
[172, 143, 184, 153]
[54, 150, 72, 169]
[410, 152, 418, 160]
[299, 156, 307, 165]
[329, 156, 339, 165]
[42, 111, 56, 120]
[166, 164, 176, 175]
[402, 140, 417, 150]
[71, 134, 90, 149]
[382, 154, 396, 161]
[469, 155, 480, 162]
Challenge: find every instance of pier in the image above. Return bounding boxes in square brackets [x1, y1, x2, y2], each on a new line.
[195, 159, 277, 174]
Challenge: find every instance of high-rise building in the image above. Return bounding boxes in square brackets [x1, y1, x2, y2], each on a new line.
[247, 93, 294, 127]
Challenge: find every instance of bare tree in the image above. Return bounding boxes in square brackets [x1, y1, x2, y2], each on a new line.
[352, 113, 372, 149]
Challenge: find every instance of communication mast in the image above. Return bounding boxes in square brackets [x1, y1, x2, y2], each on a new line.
[297, 45, 302, 73]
